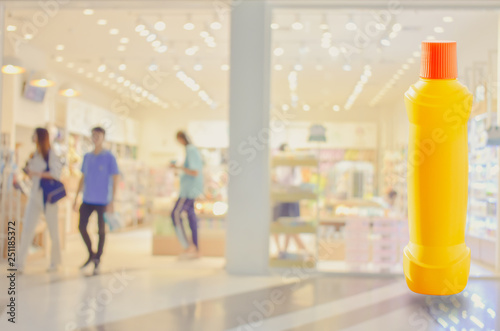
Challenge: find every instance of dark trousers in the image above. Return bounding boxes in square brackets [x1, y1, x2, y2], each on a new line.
[171, 198, 198, 249]
[79, 202, 106, 259]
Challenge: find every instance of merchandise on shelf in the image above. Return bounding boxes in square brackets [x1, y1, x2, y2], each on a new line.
[468, 113, 498, 242]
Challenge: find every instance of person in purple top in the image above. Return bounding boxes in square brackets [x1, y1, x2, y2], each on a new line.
[73, 127, 119, 273]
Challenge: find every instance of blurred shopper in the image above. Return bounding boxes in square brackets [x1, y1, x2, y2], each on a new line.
[170, 131, 204, 259]
[73, 127, 119, 273]
[18, 128, 63, 273]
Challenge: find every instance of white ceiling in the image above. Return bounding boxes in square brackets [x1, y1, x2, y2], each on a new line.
[3, 4, 498, 119]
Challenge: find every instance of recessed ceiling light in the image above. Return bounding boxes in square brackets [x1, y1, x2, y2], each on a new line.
[124, 80, 130, 87]
[375, 23, 386, 31]
[389, 31, 398, 39]
[117, 45, 126, 51]
[86, 72, 94, 78]
[221, 64, 230, 71]
[152, 40, 161, 47]
[148, 63, 159, 71]
[343, 64, 352, 71]
[55, 56, 63, 62]
[120, 37, 129, 44]
[117, 76, 125, 83]
[413, 51, 420, 58]
[6, 25, 17, 32]
[109, 28, 119, 35]
[56, 44, 64, 51]
[434, 26, 444, 33]
[392, 23, 402, 32]
[292, 21, 304, 31]
[83, 9, 94, 15]
[210, 21, 222, 30]
[393, 74, 400, 79]
[154, 20, 166, 31]
[140, 29, 149, 37]
[329, 46, 340, 57]
[443, 16, 454, 23]
[274, 64, 283, 71]
[97, 64, 107, 72]
[282, 104, 290, 111]
[135, 24, 145, 32]
[108, 72, 116, 78]
[380, 39, 391, 46]
[119, 64, 126, 71]
[77, 68, 85, 74]
[303, 104, 310, 111]
[271, 23, 280, 30]
[184, 22, 195, 31]
[146, 34, 157, 42]
[402, 64, 410, 69]
[397, 69, 404, 75]
[407, 57, 415, 63]
[294, 64, 303, 71]
[426, 35, 436, 40]
[273, 47, 284, 56]
[156, 45, 168, 53]
[97, 19, 107, 25]
[333, 105, 340, 112]
[194, 64, 203, 71]
[345, 21, 357, 31]
[66, 62, 74, 68]
[185, 46, 199, 56]
[24, 34, 33, 40]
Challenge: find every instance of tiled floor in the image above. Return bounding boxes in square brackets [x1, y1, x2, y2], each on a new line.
[0, 229, 498, 331]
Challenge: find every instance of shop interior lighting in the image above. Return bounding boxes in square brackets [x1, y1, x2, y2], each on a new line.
[154, 19, 166, 31]
[66, 62, 75, 68]
[109, 28, 119, 35]
[55, 56, 63, 62]
[176, 70, 216, 109]
[274, 64, 283, 71]
[56, 44, 64, 50]
[434, 26, 444, 33]
[271, 23, 280, 30]
[291, 15, 304, 31]
[345, 16, 357, 31]
[120, 37, 129, 44]
[443, 16, 454, 23]
[77, 67, 85, 74]
[319, 15, 329, 30]
[184, 15, 195, 30]
[333, 105, 340, 112]
[58, 82, 81, 97]
[321, 31, 332, 49]
[288, 71, 298, 108]
[83, 9, 94, 15]
[200, 29, 216, 48]
[30, 71, 56, 87]
[1, 56, 26, 74]
[6, 25, 17, 32]
[97, 19, 107, 25]
[329, 46, 340, 57]
[135, 23, 145, 32]
[273, 47, 284, 56]
[210, 18, 222, 30]
[370, 52, 417, 107]
[342, 64, 352, 71]
[118, 63, 126, 71]
[117, 45, 126, 51]
[221, 64, 230, 71]
[344, 65, 372, 110]
[24, 34, 33, 40]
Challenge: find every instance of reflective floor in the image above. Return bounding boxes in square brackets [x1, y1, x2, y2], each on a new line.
[0, 229, 498, 331]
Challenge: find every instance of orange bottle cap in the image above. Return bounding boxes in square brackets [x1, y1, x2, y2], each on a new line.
[420, 41, 457, 79]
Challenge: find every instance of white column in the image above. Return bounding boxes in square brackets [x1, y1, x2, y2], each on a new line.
[496, 13, 500, 272]
[0, 3, 4, 133]
[226, 0, 272, 275]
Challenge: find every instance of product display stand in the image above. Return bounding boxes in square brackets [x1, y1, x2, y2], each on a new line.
[269, 153, 319, 268]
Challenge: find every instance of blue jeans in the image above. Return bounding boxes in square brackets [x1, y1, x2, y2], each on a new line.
[171, 198, 198, 250]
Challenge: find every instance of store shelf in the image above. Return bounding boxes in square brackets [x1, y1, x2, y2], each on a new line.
[270, 221, 317, 234]
[271, 156, 318, 167]
[271, 190, 317, 202]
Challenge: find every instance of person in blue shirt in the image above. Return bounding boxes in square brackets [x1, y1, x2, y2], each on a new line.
[73, 127, 119, 273]
[170, 131, 204, 258]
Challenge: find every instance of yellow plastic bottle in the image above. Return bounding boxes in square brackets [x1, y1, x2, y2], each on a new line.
[403, 41, 473, 295]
